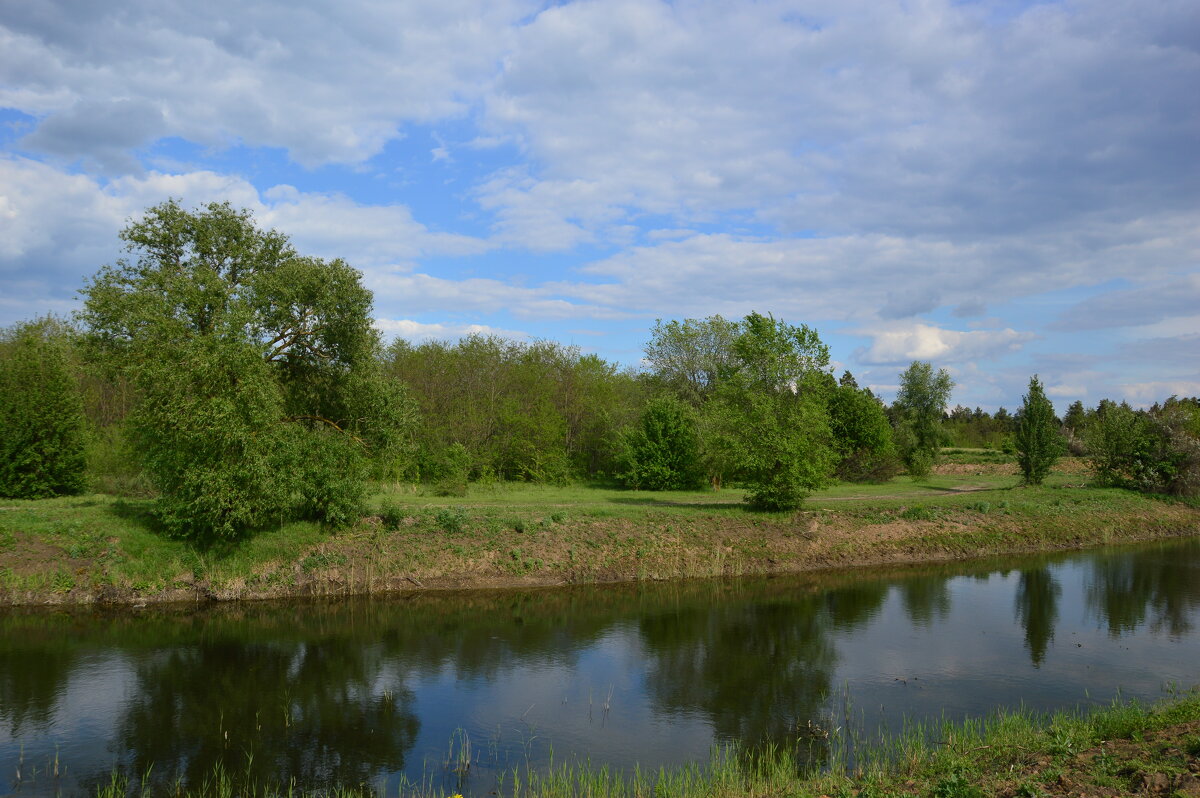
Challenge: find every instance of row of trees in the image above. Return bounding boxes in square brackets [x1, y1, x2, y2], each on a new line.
[2, 202, 1197, 540]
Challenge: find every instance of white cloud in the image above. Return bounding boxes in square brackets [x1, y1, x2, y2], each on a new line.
[854, 322, 1034, 365]
[563, 228, 1199, 326]
[1046, 383, 1089, 400]
[374, 318, 528, 343]
[2, 0, 539, 166]
[369, 271, 630, 320]
[1116, 381, 1200, 407]
[0, 155, 488, 324]
[473, 0, 1200, 254]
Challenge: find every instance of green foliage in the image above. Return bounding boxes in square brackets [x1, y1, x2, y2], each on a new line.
[900, 504, 939, 521]
[894, 361, 954, 476]
[617, 396, 703, 490]
[708, 313, 836, 511]
[931, 770, 985, 798]
[0, 318, 88, 499]
[1086, 401, 1199, 496]
[642, 315, 740, 405]
[1086, 402, 1154, 488]
[387, 335, 637, 484]
[292, 427, 370, 528]
[943, 405, 1012, 449]
[434, 507, 468, 534]
[828, 382, 898, 481]
[129, 335, 297, 539]
[429, 442, 471, 496]
[1015, 376, 1066, 485]
[80, 201, 410, 540]
[379, 503, 405, 531]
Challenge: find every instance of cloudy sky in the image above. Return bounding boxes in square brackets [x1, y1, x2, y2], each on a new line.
[1, 0, 1197, 410]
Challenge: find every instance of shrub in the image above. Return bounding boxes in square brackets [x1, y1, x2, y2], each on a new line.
[0, 318, 88, 499]
[828, 382, 898, 482]
[431, 442, 471, 497]
[292, 427, 369, 529]
[434, 507, 468, 534]
[1087, 402, 1199, 497]
[379, 503, 405, 531]
[617, 396, 703, 491]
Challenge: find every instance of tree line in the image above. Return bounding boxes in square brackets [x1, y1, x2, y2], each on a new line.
[2, 202, 1197, 540]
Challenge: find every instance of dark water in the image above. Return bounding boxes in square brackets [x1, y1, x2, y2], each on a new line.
[3, 538, 1200, 796]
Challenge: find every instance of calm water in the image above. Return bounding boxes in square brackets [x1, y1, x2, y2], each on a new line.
[2, 537, 1200, 795]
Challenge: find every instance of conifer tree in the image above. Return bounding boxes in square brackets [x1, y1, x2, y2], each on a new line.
[1015, 375, 1064, 485]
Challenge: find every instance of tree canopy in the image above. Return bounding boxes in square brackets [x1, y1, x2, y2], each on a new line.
[80, 200, 415, 539]
[644, 312, 836, 510]
[894, 361, 954, 479]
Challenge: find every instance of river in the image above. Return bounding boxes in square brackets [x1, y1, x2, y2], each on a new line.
[2, 537, 1199, 795]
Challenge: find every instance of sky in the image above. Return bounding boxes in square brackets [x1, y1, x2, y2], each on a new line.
[1, 0, 1197, 411]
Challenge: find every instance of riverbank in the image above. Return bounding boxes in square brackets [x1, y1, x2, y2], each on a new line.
[2, 458, 1198, 606]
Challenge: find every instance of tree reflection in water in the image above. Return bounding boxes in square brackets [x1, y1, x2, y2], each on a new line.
[1015, 567, 1060, 667]
[638, 582, 888, 766]
[1086, 543, 1200, 637]
[106, 638, 418, 793]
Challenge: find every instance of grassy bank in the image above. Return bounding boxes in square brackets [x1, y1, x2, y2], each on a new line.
[82, 690, 1200, 798]
[1, 456, 1197, 606]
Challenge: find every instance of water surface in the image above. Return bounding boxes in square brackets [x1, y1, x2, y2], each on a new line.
[2, 537, 1199, 795]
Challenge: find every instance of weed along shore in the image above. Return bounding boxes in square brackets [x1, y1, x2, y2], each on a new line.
[2, 457, 1198, 607]
[76, 691, 1200, 798]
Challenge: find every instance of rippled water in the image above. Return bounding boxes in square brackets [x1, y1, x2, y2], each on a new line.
[2, 537, 1199, 796]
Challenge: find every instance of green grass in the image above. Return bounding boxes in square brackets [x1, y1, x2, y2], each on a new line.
[940, 447, 1016, 464]
[2, 459, 1195, 605]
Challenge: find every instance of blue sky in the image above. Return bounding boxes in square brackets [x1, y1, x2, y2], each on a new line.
[1, 0, 1197, 410]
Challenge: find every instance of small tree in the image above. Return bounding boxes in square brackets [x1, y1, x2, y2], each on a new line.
[894, 361, 954, 479]
[828, 381, 898, 482]
[1014, 375, 1064, 485]
[708, 313, 835, 510]
[617, 396, 703, 490]
[0, 318, 88, 498]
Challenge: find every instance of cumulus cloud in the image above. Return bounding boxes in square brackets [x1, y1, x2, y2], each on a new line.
[2, 0, 538, 166]
[854, 322, 1035, 365]
[2, 0, 1198, 409]
[478, 0, 1200, 251]
[0, 155, 488, 324]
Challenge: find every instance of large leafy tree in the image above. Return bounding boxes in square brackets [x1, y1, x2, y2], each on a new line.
[80, 200, 415, 539]
[893, 361, 954, 479]
[1014, 375, 1065, 485]
[0, 318, 88, 498]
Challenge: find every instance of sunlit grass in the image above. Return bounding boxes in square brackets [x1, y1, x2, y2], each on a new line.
[2, 452, 1193, 604]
